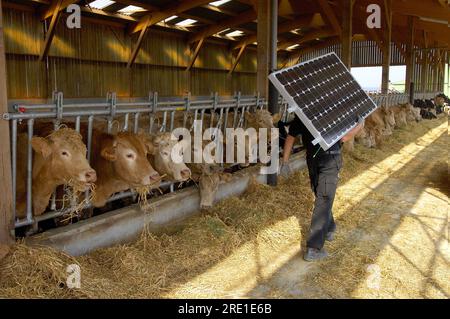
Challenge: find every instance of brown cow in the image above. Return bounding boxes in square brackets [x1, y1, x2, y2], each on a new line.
[144, 132, 191, 182]
[90, 131, 160, 207]
[391, 104, 408, 127]
[16, 128, 96, 219]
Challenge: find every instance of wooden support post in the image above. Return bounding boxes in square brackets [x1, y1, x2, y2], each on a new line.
[405, 16, 415, 93]
[0, 0, 14, 259]
[229, 44, 246, 74]
[39, 0, 63, 61]
[186, 39, 204, 71]
[381, 0, 392, 94]
[341, 0, 353, 69]
[257, 0, 270, 98]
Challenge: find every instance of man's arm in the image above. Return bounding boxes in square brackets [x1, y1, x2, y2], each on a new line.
[341, 123, 363, 142]
[282, 135, 296, 163]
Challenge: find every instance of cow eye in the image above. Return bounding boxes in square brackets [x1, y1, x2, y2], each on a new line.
[61, 151, 69, 157]
[126, 153, 135, 159]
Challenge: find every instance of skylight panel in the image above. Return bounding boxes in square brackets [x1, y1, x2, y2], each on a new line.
[117, 5, 146, 15]
[176, 19, 197, 27]
[89, 0, 115, 10]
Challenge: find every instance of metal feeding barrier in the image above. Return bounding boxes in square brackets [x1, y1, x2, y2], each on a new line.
[3, 92, 268, 232]
[1, 90, 441, 234]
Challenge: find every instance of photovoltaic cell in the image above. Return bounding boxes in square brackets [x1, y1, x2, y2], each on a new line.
[268, 52, 377, 150]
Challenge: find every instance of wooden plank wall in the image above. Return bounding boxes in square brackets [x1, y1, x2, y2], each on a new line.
[3, 7, 259, 99]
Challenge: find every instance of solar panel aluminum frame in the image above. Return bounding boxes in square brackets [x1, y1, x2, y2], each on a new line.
[268, 52, 378, 151]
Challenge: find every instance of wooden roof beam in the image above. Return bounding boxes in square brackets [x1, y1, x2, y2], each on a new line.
[278, 26, 337, 51]
[317, 0, 342, 36]
[392, 0, 450, 22]
[39, 0, 64, 61]
[287, 36, 340, 64]
[188, 9, 256, 44]
[233, 14, 316, 50]
[40, 0, 78, 20]
[128, 0, 211, 34]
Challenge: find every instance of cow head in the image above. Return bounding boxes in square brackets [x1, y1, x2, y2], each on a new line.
[198, 163, 223, 209]
[100, 132, 160, 188]
[146, 132, 191, 182]
[355, 126, 373, 148]
[245, 109, 280, 129]
[31, 128, 96, 189]
[381, 106, 396, 127]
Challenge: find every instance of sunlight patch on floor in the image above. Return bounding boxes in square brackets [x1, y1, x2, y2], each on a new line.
[351, 186, 449, 299]
[334, 122, 447, 220]
[163, 217, 308, 298]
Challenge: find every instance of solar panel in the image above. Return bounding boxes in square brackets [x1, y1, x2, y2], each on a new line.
[268, 52, 377, 151]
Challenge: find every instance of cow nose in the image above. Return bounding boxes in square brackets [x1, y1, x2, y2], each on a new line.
[85, 170, 97, 183]
[149, 172, 160, 182]
[181, 168, 191, 179]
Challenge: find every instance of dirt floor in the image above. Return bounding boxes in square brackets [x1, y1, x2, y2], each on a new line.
[0, 116, 448, 299]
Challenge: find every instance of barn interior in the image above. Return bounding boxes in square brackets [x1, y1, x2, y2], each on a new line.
[0, 0, 448, 299]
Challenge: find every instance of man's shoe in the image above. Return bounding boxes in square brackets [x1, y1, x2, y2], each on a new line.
[303, 248, 328, 262]
[326, 231, 335, 242]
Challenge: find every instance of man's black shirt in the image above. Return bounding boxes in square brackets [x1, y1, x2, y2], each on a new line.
[288, 115, 341, 156]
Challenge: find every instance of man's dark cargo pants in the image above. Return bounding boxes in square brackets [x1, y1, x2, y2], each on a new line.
[305, 152, 343, 250]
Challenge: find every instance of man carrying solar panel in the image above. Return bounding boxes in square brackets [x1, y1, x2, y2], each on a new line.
[280, 116, 363, 262]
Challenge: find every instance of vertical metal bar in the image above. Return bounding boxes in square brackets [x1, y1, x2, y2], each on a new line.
[87, 115, 93, 163]
[134, 113, 140, 134]
[233, 92, 241, 128]
[26, 119, 34, 222]
[50, 121, 59, 211]
[200, 108, 205, 130]
[123, 113, 130, 132]
[210, 92, 218, 128]
[162, 111, 167, 132]
[75, 116, 81, 133]
[170, 111, 175, 131]
[224, 107, 229, 130]
[11, 120, 17, 219]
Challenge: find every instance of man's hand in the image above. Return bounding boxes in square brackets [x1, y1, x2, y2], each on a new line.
[279, 162, 292, 178]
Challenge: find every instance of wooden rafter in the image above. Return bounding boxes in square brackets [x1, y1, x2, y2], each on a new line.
[288, 36, 340, 63]
[392, 0, 450, 22]
[278, 26, 337, 50]
[128, 0, 211, 34]
[127, 15, 151, 68]
[186, 38, 204, 71]
[188, 9, 256, 44]
[229, 44, 247, 74]
[317, 0, 342, 36]
[233, 14, 316, 50]
[40, 0, 78, 20]
[126, 0, 211, 67]
[39, 0, 64, 61]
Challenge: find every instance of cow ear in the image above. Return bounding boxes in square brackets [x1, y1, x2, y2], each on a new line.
[244, 111, 254, 122]
[272, 112, 281, 124]
[100, 139, 117, 161]
[140, 134, 156, 155]
[31, 137, 52, 158]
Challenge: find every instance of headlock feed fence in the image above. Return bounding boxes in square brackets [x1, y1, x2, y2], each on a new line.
[1, 90, 441, 234]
